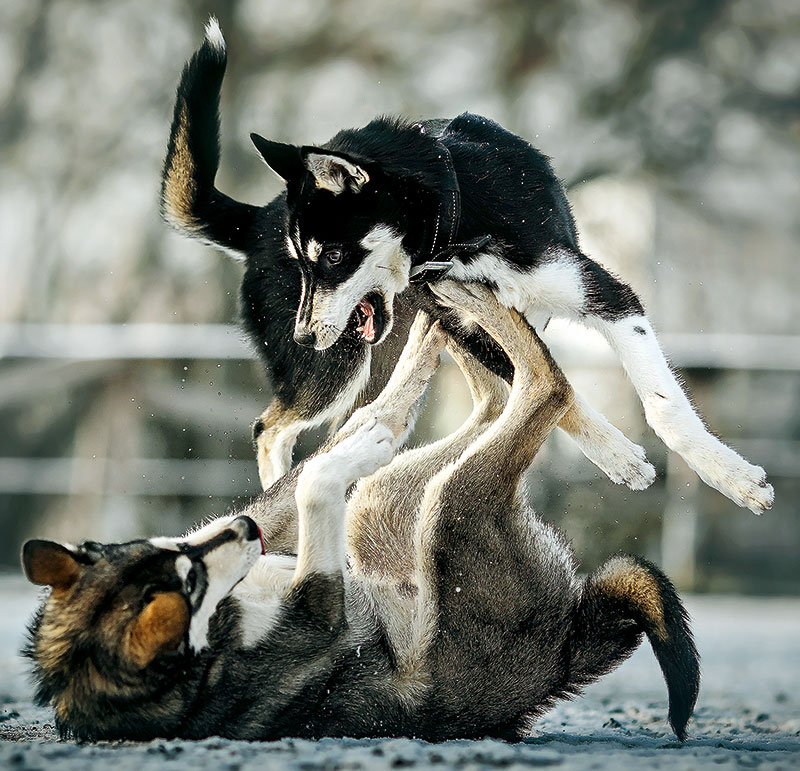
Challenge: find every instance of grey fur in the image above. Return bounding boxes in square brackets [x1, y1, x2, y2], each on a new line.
[23, 296, 698, 742]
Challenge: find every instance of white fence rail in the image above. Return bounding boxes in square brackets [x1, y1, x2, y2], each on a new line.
[2, 322, 797, 589]
[2, 322, 800, 370]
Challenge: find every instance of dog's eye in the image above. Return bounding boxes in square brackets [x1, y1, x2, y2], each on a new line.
[185, 567, 197, 595]
[325, 249, 343, 265]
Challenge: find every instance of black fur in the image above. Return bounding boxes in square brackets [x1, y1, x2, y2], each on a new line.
[161, 31, 637, 435]
[161, 33, 257, 253]
[163, 25, 774, 524]
[21, 315, 699, 742]
[568, 556, 700, 740]
[22, 540, 193, 741]
[24, 538, 699, 742]
[238, 195, 376, 420]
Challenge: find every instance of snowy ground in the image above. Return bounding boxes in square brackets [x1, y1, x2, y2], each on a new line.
[1, 575, 798, 769]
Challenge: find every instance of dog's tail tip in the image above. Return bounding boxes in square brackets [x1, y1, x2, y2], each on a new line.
[203, 16, 226, 56]
[594, 555, 700, 741]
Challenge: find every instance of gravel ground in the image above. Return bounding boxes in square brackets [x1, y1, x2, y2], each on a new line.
[1, 575, 798, 769]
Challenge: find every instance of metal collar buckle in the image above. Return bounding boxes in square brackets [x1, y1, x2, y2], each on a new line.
[410, 235, 492, 284]
[409, 260, 455, 283]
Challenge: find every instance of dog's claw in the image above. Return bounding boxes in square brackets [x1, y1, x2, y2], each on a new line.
[682, 449, 774, 516]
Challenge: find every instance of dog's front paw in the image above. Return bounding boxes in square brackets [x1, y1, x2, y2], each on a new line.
[414, 320, 448, 378]
[332, 418, 395, 484]
[686, 448, 774, 515]
[573, 421, 656, 491]
[392, 317, 447, 382]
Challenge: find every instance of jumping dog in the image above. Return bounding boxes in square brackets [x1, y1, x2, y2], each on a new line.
[23, 285, 699, 742]
[162, 21, 772, 515]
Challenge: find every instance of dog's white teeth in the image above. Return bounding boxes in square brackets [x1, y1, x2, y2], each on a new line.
[356, 297, 377, 342]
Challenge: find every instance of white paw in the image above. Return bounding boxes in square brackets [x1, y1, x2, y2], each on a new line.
[404, 311, 434, 353]
[643, 394, 774, 514]
[573, 422, 656, 491]
[684, 445, 774, 515]
[331, 418, 395, 484]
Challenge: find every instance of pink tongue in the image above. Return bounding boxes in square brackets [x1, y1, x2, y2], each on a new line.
[363, 311, 375, 342]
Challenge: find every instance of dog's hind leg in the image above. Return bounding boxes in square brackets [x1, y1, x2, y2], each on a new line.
[558, 392, 656, 491]
[428, 295, 656, 492]
[568, 555, 700, 740]
[446, 340, 510, 431]
[595, 308, 772, 514]
[347, 338, 508, 581]
[423, 279, 574, 543]
[529, 248, 771, 513]
[412, 283, 577, 735]
[572, 251, 772, 513]
[446, 248, 773, 513]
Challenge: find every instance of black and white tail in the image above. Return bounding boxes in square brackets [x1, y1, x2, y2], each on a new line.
[161, 17, 255, 254]
[569, 555, 700, 740]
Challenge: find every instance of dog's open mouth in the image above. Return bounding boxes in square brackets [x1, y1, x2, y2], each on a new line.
[257, 524, 266, 555]
[352, 292, 385, 344]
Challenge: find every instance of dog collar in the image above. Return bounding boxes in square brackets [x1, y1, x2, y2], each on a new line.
[409, 259, 454, 283]
[409, 235, 493, 284]
[409, 122, 492, 282]
[414, 121, 461, 267]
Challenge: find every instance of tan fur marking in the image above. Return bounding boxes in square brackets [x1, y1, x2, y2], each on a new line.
[255, 399, 303, 490]
[596, 559, 668, 641]
[127, 592, 189, 668]
[37, 602, 82, 674]
[163, 104, 201, 231]
[306, 238, 321, 262]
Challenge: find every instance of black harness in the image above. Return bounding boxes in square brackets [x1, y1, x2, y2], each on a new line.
[408, 123, 492, 283]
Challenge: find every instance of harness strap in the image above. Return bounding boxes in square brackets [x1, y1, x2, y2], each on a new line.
[409, 235, 493, 283]
[409, 122, 491, 284]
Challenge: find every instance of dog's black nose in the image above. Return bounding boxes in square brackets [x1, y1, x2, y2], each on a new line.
[294, 328, 316, 348]
[233, 515, 260, 543]
[251, 418, 265, 443]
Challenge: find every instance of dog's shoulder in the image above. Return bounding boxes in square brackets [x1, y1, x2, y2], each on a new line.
[443, 112, 557, 176]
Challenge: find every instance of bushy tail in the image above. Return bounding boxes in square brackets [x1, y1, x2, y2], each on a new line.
[569, 555, 700, 740]
[161, 17, 256, 253]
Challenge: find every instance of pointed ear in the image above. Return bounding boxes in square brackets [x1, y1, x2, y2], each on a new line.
[301, 149, 370, 194]
[128, 592, 190, 668]
[250, 134, 305, 183]
[22, 540, 82, 592]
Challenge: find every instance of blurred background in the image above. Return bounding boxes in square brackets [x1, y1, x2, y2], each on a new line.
[0, 0, 798, 594]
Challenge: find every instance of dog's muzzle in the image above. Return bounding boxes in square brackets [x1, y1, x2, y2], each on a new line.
[293, 326, 316, 348]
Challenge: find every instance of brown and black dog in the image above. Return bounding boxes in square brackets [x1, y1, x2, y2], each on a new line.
[23, 284, 698, 742]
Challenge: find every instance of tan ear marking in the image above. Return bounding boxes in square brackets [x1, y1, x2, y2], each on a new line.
[304, 152, 369, 195]
[128, 592, 189, 668]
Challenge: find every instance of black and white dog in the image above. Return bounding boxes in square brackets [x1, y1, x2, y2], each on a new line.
[162, 20, 772, 514]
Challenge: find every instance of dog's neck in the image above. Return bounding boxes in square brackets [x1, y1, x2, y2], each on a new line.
[411, 127, 461, 263]
[323, 117, 463, 265]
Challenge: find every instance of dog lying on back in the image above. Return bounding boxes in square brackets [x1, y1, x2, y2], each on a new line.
[23, 284, 699, 742]
[162, 20, 772, 515]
